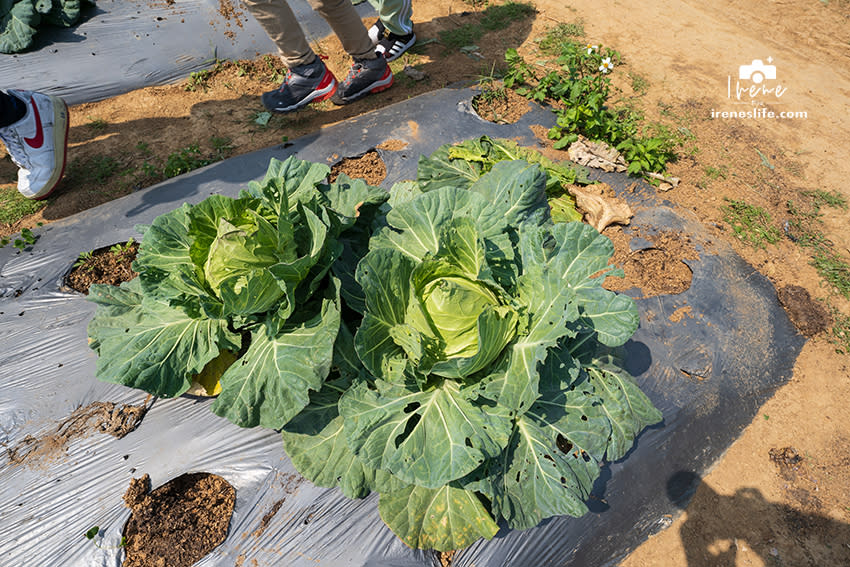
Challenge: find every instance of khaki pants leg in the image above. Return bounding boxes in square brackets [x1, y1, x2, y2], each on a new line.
[243, 0, 375, 68]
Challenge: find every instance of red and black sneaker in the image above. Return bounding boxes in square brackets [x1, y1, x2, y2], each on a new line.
[330, 57, 393, 105]
[261, 58, 338, 113]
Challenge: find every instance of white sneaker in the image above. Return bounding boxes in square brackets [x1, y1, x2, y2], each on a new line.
[0, 89, 69, 199]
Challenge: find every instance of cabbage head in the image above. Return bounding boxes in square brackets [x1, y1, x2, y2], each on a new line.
[87, 156, 388, 429]
[282, 158, 662, 551]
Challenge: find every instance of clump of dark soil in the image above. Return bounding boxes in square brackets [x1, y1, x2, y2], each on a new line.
[123, 472, 236, 567]
[8, 400, 150, 467]
[329, 150, 387, 186]
[65, 241, 139, 294]
[776, 285, 832, 337]
[769, 446, 804, 481]
[472, 86, 530, 124]
[604, 227, 700, 297]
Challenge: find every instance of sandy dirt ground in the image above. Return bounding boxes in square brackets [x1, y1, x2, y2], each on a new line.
[2, 1, 849, 565]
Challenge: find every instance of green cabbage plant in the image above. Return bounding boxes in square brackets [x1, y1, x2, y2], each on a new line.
[87, 156, 388, 429]
[1, 0, 92, 54]
[281, 157, 662, 550]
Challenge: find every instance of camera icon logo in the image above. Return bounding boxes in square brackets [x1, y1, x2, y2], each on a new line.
[739, 59, 776, 84]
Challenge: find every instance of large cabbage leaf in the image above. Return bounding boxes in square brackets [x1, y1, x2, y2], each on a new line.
[88, 156, 388, 429]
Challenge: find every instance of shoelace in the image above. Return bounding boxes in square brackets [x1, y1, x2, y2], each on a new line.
[0, 129, 29, 169]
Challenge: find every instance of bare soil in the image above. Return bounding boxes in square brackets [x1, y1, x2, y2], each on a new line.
[2, 1, 849, 564]
[8, 400, 150, 468]
[122, 472, 236, 567]
[64, 241, 139, 294]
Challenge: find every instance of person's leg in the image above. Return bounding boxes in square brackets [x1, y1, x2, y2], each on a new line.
[367, 0, 413, 36]
[365, 0, 415, 61]
[0, 90, 69, 199]
[0, 91, 26, 128]
[243, 0, 339, 112]
[242, 0, 316, 67]
[308, 0, 375, 61]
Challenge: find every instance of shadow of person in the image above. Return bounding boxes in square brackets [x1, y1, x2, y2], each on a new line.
[667, 470, 850, 566]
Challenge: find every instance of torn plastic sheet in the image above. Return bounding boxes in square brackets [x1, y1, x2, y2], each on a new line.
[1, 0, 375, 105]
[0, 87, 804, 567]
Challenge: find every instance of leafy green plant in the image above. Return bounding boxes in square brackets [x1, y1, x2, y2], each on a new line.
[12, 227, 38, 250]
[87, 146, 661, 551]
[87, 155, 389, 428]
[281, 145, 661, 551]
[721, 199, 782, 248]
[73, 250, 94, 269]
[0, 0, 92, 54]
[109, 238, 135, 256]
[417, 135, 587, 223]
[502, 26, 677, 176]
[0, 186, 46, 225]
[162, 144, 209, 178]
[84, 525, 126, 549]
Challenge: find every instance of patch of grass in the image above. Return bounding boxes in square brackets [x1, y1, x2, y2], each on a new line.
[87, 117, 108, 132]
[0, 186, 46, 225]
[163, 144, 212, 178]
[720, 198, 782, 248]
[803, 188, 847, 210]
[185, 68, 213, 92]
[537, 21, 585, 54]
[704, 165, 728, 180]
[629, 72, 649, 96]
[812, 250, 850, 299]
[480, 2, 536, 31]
[829, 307, 850, 354]
[439, 23, 482, 51]
[439, 2, 535, 51]
[786, 194, 850, 300]
[66, 155, 121, 184]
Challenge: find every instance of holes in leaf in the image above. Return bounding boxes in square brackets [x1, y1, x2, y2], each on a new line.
[582, 451, 591, 463]
[556, 434, 573, 454]
[403, 402, 421, 414]
[394, 413, 421, 448]
[465, 437, 473, 448]
[543, 454, 555, 463]
[560, 477, 567, 485]
[580, 414, 588, 422]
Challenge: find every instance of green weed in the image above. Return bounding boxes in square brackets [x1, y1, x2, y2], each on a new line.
[786, 195, 850, 299]
[536, 21, 585, 54]
[73, 250, 94, 269]
[503, 29, 676, 176]
[439, 2, 535, 51]
[0, 187, 46, 225]
[163, 145, 211, 178]
[87, 117, 108, 131]
[829, 307, 850, 354]
[109, 238, 136, 256]
[720, 199, 782, 248]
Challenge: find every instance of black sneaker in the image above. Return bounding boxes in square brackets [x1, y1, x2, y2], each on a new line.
[367, 19, 385, 46]
[261, 58, 337, 113]
[330, 57, 393, 105]
[375, 31, 416, 62]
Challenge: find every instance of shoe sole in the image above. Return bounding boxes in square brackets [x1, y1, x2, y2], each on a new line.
[265, 74, 338, 113]
[31, 97, 69, 201]
[331, 70, 394, 105]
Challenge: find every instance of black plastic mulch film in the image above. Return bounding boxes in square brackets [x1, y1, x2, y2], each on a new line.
[0, 85, 803, 566]
[2, 0, 376, 105]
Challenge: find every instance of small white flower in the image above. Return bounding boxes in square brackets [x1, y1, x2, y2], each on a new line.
[586, 44, 598, 55]
[599, 57, 613, 73]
